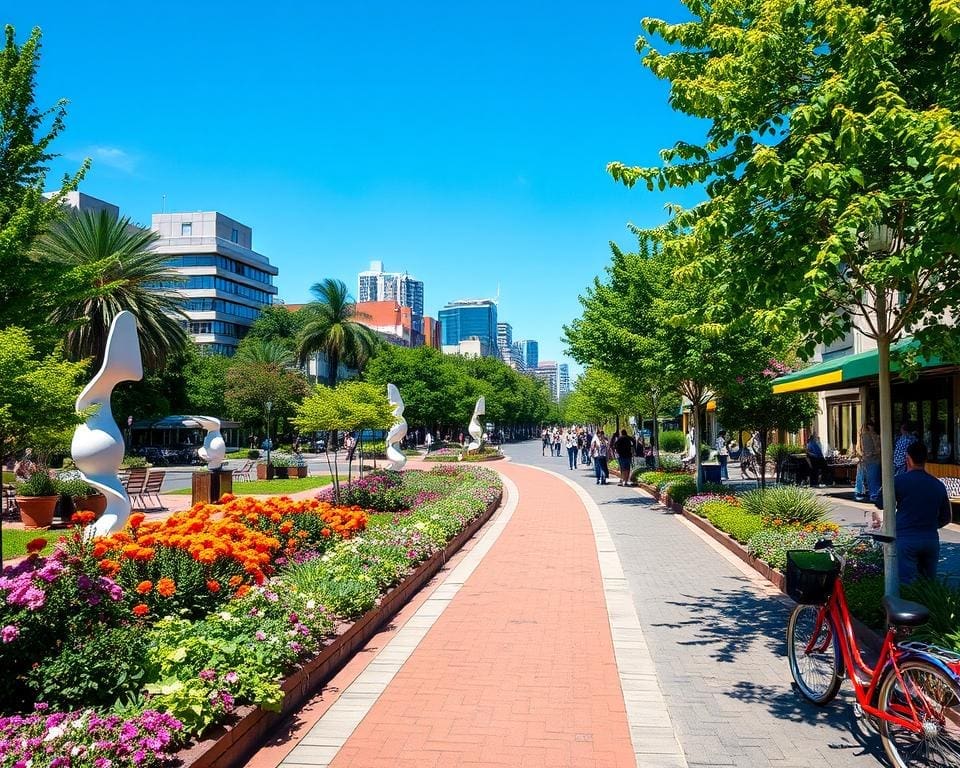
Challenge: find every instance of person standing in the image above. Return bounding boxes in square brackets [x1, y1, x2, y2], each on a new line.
[552, 429, 562, 458]
[614, 429, 635, 486]
[565, 429, 578, 470]
[541, 428, 550, 456]
[858, 422, 882, 508]
[590, 430, 609, 485]
[715, 430, 730, 481]
[582, 430, 593, 465]
[425, 431, 434, 453]
[893, 421, 918, 476]
[805, 432, 830, 487]
[875, 441, 952, 582]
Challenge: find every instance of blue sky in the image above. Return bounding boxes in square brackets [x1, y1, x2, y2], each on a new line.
[12, 1, 705, 375]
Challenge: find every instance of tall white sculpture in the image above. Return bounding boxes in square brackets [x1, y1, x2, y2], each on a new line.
[71, 312, 143, 536]
[467, 396, 485, 451]
[194, 416, 226, 470]
[385, 384, 407, 470]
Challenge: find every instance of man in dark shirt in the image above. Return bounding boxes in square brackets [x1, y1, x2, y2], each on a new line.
[875, 441, 952, 582]
[614, 429, 634, 487]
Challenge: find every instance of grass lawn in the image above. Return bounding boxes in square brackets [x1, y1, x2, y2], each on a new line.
[2, 470, 14, 484]
[2, 528, 68, 560]
[167, 476, 336, 496]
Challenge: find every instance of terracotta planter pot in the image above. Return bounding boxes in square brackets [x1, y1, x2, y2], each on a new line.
[288, 466, 307, 478]
[73, 493, 107, 517]
[256, 463, 275, 480]
[16, 495, 59, 529]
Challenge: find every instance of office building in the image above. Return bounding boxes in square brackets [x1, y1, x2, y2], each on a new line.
[357, 261, 425, 333]
[558, 363, 570, 399]
[438, 299, 498, 357]
[60, 191, 120, 218]
[534, 361, 559, 401]
[497, 322, 513, 350]
[354, 301, 440, 348]
[151, 211, 278, 356]
[518, 339, 539, 370]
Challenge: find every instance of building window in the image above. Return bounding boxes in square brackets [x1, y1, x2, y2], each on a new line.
[181, 222, 193, 236]
[230, 228, 239, 243]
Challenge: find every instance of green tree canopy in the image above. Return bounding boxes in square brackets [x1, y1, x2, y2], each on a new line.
[40, 210, 190, 369]
[0, 327, 86, 464]
[297, 279, 379, 387]
[0, 25, 85, 336]
[225, 358, 308, 436]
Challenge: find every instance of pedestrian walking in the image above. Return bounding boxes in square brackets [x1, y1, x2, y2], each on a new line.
[875, 441, 952, 583]
[552, 429, 562, 457]
[541, 428, 549, 456]
[425, 431, 434, 453]
[565, 430, 578, 470]
[590, 430, 609, 485]
[613, 429, 634, 486]
[893, 421, 918, 476]
[715, 430, 730, 481]
[582, 430, 593, 464]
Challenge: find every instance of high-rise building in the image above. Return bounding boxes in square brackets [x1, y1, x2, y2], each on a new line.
[534, 361, 559, 401]
[558, 363, 570, 399]
[151, 211, 278, 356]
[518, 339, 539, 369]
[353, 300, 440, 349]
[497, 322, 513, 350]
[438, 299, 498, 357]
[357, 261, 425, 332]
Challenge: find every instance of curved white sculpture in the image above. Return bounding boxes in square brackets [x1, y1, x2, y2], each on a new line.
[385, 384, 407, 470]
[194, 416, 226, 470]
[71, 311, 143, 536]
[467, 396, 485, 451]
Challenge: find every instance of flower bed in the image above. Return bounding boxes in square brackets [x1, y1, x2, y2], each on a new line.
[422, 446, 503, 462]
[0, 466, 503, 766]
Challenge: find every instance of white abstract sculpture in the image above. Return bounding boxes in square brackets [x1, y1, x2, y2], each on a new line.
[467, 396, 485, 451]
[194, 416, 226, 470]
[71, 311, 143, 536]
[385, 384, 407, 470]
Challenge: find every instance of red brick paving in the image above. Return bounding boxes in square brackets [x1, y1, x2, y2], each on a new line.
[324, 461, 635, 767]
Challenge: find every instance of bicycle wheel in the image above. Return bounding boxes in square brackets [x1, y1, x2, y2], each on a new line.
[878, 659, 960, 767]
[787, 603, 844, 704]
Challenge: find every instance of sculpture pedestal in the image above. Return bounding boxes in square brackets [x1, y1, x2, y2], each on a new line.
[192, 469, 233, 506]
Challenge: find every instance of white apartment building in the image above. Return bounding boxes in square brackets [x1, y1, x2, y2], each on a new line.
[151, 212, 278, 356]
[357, 260, 425, 332]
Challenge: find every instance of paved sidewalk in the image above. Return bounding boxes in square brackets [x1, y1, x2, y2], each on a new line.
[514, 442, 882, 767]
[270, 460, 666, 767]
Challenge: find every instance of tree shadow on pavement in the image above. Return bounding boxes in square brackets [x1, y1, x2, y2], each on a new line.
[656, 575, 790, 663]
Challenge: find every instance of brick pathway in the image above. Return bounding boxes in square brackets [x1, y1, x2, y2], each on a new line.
[273, 460, 672, 767]
[514, 442, 883, 767]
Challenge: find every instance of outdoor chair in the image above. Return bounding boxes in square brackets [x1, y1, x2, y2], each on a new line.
[123, 468, 148, 509]
[232, 460, 254, 482]
[1, 484, 18, 517]
[141, 470, 166, 512]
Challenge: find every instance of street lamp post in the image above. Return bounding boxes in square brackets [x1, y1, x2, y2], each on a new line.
[265, 400, 273, 467]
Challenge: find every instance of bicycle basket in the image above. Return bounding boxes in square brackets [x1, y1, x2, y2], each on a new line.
[786, 550, 840, 604]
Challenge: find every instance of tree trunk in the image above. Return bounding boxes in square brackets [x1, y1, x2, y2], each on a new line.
[876, 326, 899, 599]
[651, 398, 660, 470]
[694, 400, 705, 492]
[759, 430, 768, 489]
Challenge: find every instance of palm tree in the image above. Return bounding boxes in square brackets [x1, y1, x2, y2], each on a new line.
[39, 210, 189, 370]
[297, 279, 379, 387]
[234, 337, 297, 368]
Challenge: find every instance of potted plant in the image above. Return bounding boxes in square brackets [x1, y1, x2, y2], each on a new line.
[271, 456, 291, 479]
[57, 477, 107, 518]
[15, 471, 60, 529]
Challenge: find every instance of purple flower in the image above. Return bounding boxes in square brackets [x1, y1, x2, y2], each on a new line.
[94, 759, 113, 768]
[224, 671, 239, 684]
[198, 669, 216, 681]
[1, 625, 19, 643]
[254, 630, 267, 641]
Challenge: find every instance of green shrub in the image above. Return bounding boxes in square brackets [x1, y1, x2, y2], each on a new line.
[55, 477, 97, 497]
[739, 485, 828, 525]
[663, 476, 697, 505]
[28, 627, 148, 709]
[659, 430, 686, 453]
[16, 471, 57, 497]
[902, 578, 960, 651]
[767, 443, 805, 464]
[636, 470, 688, 487]
[657, 455, 683, 471]
[844, 574, 886, 629]
[122, 455, 149, 468]
[699, 502, 765, 543]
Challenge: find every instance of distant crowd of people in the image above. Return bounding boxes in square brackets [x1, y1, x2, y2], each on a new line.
[540, 426, 651, 486]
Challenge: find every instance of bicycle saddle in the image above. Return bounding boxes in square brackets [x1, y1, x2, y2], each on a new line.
[882, 596, 929, 627]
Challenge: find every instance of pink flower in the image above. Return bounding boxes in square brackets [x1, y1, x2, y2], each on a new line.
[1, 624, 19, 643]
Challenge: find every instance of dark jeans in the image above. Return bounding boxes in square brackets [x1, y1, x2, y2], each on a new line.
[809, 456, 831, 485]
[718, 455, 728, 480]
[553, 443, 561, 456]
[899, 535, 939, 583]
[567, 446, 577, 469]
[542, 440, 548, 455]
[593, 457, 609, 483]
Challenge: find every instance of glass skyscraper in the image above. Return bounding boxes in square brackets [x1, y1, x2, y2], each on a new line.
[438, 299, 498, 356]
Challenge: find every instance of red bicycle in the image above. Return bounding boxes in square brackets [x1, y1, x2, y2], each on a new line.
[786, 534, 960, 766]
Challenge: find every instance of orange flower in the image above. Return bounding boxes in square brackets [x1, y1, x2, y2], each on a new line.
[156, 577, 176, 598]
[321, 528, 331, 537]
[71, 510, 95, 525]
[234, 585, 250, 598]
[128, 512, 146, 529]
[279, 520, 293, 534]
[26, 537, 48, 554]
[228, 575, 243, 588]
[92, 541, 109, 558]
[135, 580, 153, 594]
[132, 603, 149, 617]
[218, 493, 236, 503]
[206, 579, 221, 593]
[98, 559, 120, 575]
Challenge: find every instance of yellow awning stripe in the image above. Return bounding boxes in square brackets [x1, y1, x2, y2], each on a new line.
[772, 370, 843, 394]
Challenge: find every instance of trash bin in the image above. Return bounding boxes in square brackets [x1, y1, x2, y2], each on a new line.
[701, 464, 722, 484]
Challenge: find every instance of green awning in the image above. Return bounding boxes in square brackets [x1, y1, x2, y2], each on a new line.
[772, 339, 946, 394]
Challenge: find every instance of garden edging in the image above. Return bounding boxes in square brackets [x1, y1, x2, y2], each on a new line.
[175, 489, 504, 768]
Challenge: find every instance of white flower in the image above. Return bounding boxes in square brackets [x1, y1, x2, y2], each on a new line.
[219, 611, 235, 621]
[44, 725, 65, 742]
[306, 599, 316, 610]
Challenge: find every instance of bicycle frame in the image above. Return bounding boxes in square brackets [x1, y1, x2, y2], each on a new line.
[808, 580, 928, 732]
